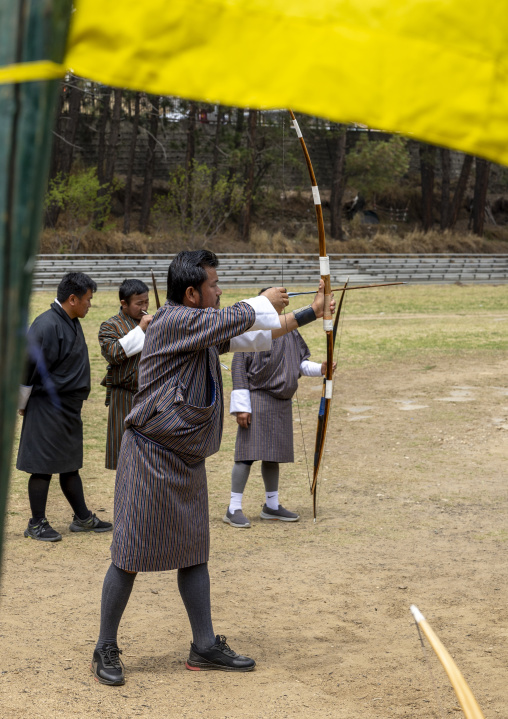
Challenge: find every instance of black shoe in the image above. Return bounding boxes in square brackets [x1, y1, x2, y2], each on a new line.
[69, 512, 112, 533]
[24, 518, 62, 542]
[186, 635, 256, 672]
[91, 644, 125, 686]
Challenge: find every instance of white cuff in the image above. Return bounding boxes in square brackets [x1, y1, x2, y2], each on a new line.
[19, 385, 33, 410]
[230, 329, 272, 352]
[300, 360, 323, 377]
[242, 295, 281, 331]
[118, 325, 145, 357]
[230, 389, 252, 414]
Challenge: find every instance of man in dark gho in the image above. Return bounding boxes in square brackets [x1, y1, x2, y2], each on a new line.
[17, 272, 112, 542]
[99, 279, 153, 470]
[91, 250, 333, 686]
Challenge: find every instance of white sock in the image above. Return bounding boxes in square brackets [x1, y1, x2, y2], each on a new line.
[229, 492, 243, 513]
[265, 490, 279, 510]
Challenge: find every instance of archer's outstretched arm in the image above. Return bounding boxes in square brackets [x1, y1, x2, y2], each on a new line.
[271, 279, 335, 338]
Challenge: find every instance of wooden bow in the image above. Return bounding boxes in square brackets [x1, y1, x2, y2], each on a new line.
[410, 605, 485, 719]
[289, 109, 338, 520]
[151, 268, 161, 310]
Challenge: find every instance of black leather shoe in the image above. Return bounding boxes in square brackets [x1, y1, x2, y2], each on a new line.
[91, 644, 125, 685]
[186, 635, 256, 672]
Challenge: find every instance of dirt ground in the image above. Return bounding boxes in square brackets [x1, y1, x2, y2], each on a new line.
[1, 306, 508, 718]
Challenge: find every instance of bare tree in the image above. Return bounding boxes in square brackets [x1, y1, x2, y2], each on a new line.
[419, 142, 436, 232]
[224, 107, 245, 212]
[45, 77, 83, 227]
[211, 104, 223, 190]
[123, 92, 140, 234]
[104, 88, 122, 183]
[59, 78, 83, 176]
[440, 148, 451, 230]
[238, 109, 258, 242]
[471, 158, 491, 236]
[330, 125, 347, 240]
[138, 95, 160, 233]
[184, 102, 197, 223]
[96, 87, 112, 187]
[447, 154, 473, 229]
[95, 87, 122, 229]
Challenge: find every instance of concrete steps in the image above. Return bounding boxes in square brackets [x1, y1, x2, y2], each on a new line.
[32, 253, 508, 289]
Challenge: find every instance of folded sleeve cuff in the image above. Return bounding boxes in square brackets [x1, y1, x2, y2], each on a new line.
[118, 325, 145, 357]
[230, 329, 273, 352]
[242, 295, 280, 331]
[230, 389, 252, 414]
[300, 360, 323, 377]
[19, 385, 33, 410]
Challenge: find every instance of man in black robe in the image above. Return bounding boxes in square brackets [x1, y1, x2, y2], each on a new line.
[17, 272, 113, 542]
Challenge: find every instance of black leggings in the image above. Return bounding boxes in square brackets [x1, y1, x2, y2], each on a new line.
[28, 471, 89, 522]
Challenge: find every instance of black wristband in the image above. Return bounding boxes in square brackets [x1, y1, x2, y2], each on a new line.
[294, 305, 317, 327]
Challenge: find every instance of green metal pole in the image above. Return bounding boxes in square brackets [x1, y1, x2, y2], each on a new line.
[0, 1, 73, 569]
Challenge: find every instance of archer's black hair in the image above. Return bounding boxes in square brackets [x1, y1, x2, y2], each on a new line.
[57, 272, 97, 302]
[167, 250, 219, 304]
[119, 278, 149, 303]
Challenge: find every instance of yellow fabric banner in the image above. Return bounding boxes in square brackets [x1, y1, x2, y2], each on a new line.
[0, 61, 65, 84]
[64, 0, 507, 166]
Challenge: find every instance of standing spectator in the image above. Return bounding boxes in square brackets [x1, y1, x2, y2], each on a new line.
[224, 294, 335, 528]
[17, 272, 112, 542]
[99, 279, 152, 470]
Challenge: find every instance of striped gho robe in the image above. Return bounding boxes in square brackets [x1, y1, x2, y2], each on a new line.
[99, 310, 144, 469]
[231, 331, 322, 463]
[111, 297, 279, 572]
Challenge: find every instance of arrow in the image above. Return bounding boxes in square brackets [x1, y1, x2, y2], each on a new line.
[288, 282, 405, 297]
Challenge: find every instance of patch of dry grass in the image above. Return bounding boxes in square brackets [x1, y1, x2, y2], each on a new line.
[40, 224, 508, 255]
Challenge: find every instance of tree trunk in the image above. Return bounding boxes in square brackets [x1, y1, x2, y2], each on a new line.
[471, 158, 491, 236]
[225, 108, 245, 212]
[96, 87, 112, 186]
[93, 88, 122, 231]
[447, 154, 473, 229]
[440, 148, 451, 230]
[123, 92, 140, 234]
[45, 77, 83, 228]
[330, 127, 347, 240]
[184, 102, 197, 225]
[138, 94, 160, 233]
[238, 109, 258, 242]
[104, 88, 122, 184]
[211, 104, 223, 190]
[419, 143, 435, 232]
[47, 88, 65, 180]
[61, 78, 82, 175]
